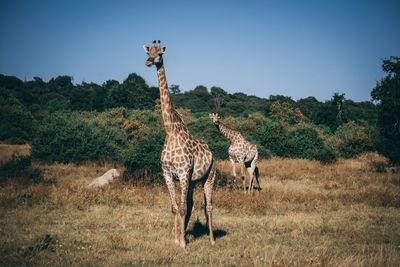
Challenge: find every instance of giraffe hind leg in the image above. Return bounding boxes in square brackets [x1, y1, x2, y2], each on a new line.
[178, 172, 191, 249]
[184, 181, 195, 231]
[246, 155, 258, 193]
[240, 163, 247, 194]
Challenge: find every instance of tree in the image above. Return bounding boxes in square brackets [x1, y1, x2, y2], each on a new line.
[172, 85, 213, 112]
[371, 56, 400, 163]
[0, 88, 35, 143]
[297, 96, 322, 123]
[332, 92, 346, 125]
[210, 86, 227, 111]
[70, 82, 95, 111]
[270, 100, 303, 125]
[169, 84, 181, 95]
[107, 73, 155, 110]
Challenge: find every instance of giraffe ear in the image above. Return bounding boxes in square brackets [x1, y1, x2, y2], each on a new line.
[161, 46, 166, 54]
[143, 45, 150, 54]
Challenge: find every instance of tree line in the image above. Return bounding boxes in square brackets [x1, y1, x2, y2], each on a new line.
[0, 57, 399, 178]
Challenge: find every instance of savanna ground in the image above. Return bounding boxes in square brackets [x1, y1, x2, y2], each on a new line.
[0, 145, 400, 266]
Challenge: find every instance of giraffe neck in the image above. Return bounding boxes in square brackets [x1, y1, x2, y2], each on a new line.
[215, 122, 240, 142]
[156, 65, 182, 132]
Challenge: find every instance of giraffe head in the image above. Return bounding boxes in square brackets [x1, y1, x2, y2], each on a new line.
[209, 113, 221, 124]
[143, 40, 166, 68]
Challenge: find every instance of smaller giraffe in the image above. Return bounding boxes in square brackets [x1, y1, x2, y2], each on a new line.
[209, 113, 261, 193]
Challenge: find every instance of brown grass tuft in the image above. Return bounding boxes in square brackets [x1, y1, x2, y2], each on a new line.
[0, 144, 30, 164]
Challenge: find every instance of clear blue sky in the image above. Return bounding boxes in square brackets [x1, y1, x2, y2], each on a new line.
[1, 0, 399, 101]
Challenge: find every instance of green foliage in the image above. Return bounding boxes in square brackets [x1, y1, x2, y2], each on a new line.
[297, 96, 323, 123]
[222, 116, 258, 134]
[123, 131, 165, 184]
[173, 85, 213, 112]
[371, 56, 400, 163]
[334, 121, 375, 158]
[187, 117, 230, 160]
[107, 73, 157, 110]
[0, 62, 390, 167]
[0, 72, 379, 150]
[255, 120, 336, 162]
[0, 88, 36, 143]
[283, 124, 336, 163]
[0, 155, 44, 184]
[31, 111, 130, 163]
[270, 100, 304, 125]
[169, 84, 181, 95]
[242, 132, 272, 159]
[256, 120, 286, 156]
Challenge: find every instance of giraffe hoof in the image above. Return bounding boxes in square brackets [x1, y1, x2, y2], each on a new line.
[179, 240, 186, 249]
[210, 239, 216, 246]
[174, 238, 180, 245]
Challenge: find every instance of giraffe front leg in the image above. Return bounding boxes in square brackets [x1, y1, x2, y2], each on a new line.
[163, 168, 179, 245]
[247, 165, 256, 194]
[204, 161, 216, 245]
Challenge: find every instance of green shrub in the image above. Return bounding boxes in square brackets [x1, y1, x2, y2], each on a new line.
[0, 88, 36, 143]
[222, 116, 257, 134]
[283, 124, 336, 163]
[242, 132, 272, 159]
[31, 111, 130, 163]
[123, 131, 164, 184]
[255, 120, 286, 156]
[187, 117, 230, 160]
[0, 155, 45, 184]
[334, 121, 374, 158]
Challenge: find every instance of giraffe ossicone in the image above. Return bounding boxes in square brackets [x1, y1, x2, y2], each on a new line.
[144, 41, 217, 248]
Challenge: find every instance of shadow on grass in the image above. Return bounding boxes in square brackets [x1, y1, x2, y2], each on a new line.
[187, 218, 227, 240]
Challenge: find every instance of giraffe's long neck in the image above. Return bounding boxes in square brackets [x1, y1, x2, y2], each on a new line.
[216, 123, 240, 142]
[156, 65, 187, 136]
[157, 65, 175, 128]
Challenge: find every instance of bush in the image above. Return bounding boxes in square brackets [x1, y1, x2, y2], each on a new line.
[242, 132, 272, 159]
[0, 155, 45, 184]
[187, 117, 230, 160]
[283, 124, 336, 163]
[222, 116, 257, 134]
[123, 131, 164, 184]
[270, 100, 304, 125]
[0, 88, 36, 143]
[255, 120, 286, 156]
[31, 111, 130, 163]
[334, 121, 374, 158]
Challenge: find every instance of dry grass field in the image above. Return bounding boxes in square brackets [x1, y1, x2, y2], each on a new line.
[0, 144, 30, 164]
[1, 145, 400, 266]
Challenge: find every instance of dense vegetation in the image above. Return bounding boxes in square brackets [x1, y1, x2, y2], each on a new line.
[0, 57, 399, 180]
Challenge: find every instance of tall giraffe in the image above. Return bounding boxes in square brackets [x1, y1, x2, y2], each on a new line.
[144, 40, 216, 248]
[209, 113, 260, 193]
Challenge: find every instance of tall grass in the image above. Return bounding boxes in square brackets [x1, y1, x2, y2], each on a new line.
[0, 144, 30, 164]
[0, 145, 399, 266]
